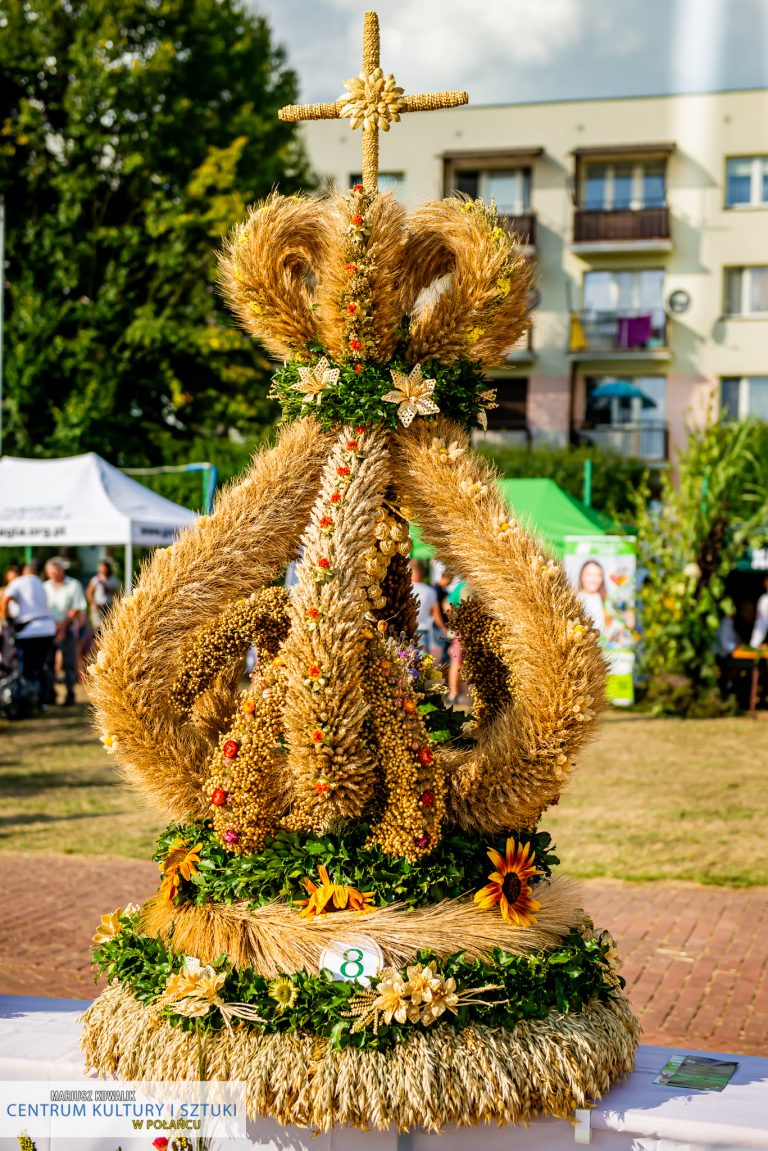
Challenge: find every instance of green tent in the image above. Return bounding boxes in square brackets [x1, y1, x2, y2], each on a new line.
[410, 477, 612, 561]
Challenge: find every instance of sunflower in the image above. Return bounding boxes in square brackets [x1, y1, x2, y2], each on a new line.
[158, 838, 203, 906]
[296, 865, 375, 919]
[473, 838, 543, 927]
[268, 975, 299, 1013]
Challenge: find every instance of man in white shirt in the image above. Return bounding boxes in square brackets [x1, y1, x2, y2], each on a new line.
[1, 560, 56, 706]
[44, 557, 87, 706]
[750, 575, 768, 648]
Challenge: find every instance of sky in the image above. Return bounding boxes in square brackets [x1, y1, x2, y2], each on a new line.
[251, 0, 768, 106]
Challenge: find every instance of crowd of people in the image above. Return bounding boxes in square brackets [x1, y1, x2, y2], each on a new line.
[0, 556, 119, 715]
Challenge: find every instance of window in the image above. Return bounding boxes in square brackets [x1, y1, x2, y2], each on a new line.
[582, 161, 666, 210]
[485, 378, 528, 430]
[721, 377, 768, 420]
[724, 267, 768, 315]
[583, 269, 664, 315]
[453, 168, 531, 215]
[350, 171, 404, 197]
[582, 269, 666, 347]
[726, 157, 768, 207]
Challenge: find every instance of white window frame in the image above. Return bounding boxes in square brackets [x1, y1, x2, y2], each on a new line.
[724, 266, 768, 316]
[582, 161, 666, 211]
[725, 156, 768, 208]
[722, 376, 768, 419]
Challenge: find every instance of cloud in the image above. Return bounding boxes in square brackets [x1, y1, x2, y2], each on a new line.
[252, 0, 768, 105]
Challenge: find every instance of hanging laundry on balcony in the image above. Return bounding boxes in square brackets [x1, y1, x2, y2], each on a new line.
[569, 311, 589, 351]
[617, 313, 653, 349]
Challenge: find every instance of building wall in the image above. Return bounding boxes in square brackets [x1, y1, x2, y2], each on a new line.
[301, 88, 768, 462]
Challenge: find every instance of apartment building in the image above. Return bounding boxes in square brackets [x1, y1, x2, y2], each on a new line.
[301, 88, 768, 463]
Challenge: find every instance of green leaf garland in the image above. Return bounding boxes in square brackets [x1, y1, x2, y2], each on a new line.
[270, 350, 487, 433]
[93, 913, 621, 1052]
[153, 821, 560, 911]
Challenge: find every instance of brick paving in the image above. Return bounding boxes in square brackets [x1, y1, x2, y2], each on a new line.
[0, 855, 766, 1056]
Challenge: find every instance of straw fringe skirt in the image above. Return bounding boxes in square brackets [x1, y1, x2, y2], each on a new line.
[81, 982, 639, 1132]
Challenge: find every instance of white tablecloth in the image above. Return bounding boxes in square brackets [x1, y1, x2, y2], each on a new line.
[1, 996, 767, 1150]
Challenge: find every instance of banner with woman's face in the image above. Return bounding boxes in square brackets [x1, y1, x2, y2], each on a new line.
[564, 535, 637, 706]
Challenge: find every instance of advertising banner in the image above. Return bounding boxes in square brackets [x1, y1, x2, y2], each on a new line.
[564, 535, 637, 706]
[0, 1080, 246, 1143]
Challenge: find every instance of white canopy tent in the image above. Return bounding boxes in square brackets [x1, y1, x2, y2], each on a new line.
[0, 453, 198, 590]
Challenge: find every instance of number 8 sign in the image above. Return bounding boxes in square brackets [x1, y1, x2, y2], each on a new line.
[319, 937, 384, 986]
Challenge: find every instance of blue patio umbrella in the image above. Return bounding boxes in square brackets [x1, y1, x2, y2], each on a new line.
[590, 379, 657, 408]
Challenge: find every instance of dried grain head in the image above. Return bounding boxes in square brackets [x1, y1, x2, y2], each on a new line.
[313, 191, 408, 363]
[401, 198, 533, 367]
[218, 193, 336, 360]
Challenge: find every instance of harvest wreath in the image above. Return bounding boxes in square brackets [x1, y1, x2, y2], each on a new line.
[82, 9, 639, 1133]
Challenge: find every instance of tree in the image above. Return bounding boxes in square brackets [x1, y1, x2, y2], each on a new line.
[0, 0, 311, 464]
[634, 417, 768, 716]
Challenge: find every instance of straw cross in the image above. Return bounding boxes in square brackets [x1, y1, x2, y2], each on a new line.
[278, 10, 468, 192]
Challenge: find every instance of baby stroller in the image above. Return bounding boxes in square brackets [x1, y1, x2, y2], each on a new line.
[0, 620, 38, 719]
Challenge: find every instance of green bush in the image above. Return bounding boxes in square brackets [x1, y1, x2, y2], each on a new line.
[634, 417, 768, 716]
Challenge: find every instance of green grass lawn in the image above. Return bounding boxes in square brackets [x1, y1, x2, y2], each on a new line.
[0, 694, 164, 858]
[1, 695, 767, 885]
[546, 710, 768, 887]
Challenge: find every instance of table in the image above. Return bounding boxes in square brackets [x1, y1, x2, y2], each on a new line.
[726, 647, 768, 717]
[1, 996, 768, 1150]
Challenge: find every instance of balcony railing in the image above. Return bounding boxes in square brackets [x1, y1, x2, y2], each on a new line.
[570, 310, 667, 354]
[573, 207, 670, 244]
[498, 212, 536, 247]
[573, 421, 668, 461]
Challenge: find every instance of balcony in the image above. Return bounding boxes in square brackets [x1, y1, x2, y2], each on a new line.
[568, 311, 671, 361]
[571, 207, 672, 254]
[572, 421, 668, 462]
[498, 212, 536, 249]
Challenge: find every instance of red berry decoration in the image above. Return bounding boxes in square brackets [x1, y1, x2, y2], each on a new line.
[222, 740, 239, 759]
[349, 338, 363, 351]
[319, 515, 333, 528]
[352, 183, 364, 191]
[317, 557, 331, 569]
[417, 748, 434, 766]
[337, 465, 350, 477]
[354, 364, 363, 373]
[346, 440, 358, 451]
[421, 790, 435, 808]
[211, 788, 228, 807]
[347, 303, 358, 314]
[330, 492, 342, 503]
[351, 213, 364, 226]
[314, 780, 330, 794]
[311, 730, 325, 744]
